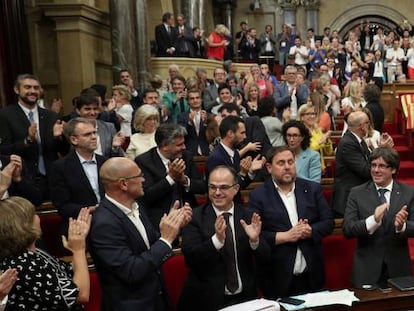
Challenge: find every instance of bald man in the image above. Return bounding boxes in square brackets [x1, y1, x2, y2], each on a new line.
[88, 157, 192, 311]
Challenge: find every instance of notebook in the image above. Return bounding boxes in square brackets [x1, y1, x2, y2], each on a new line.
[388, 276, 414, 291]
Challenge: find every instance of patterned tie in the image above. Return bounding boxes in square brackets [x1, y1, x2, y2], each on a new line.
[28, 111, 46, 175]
[378, 188, 389, 223]
[222, 212, 238, 293]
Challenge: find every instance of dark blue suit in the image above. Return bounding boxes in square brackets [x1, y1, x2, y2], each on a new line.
[177, 111, 210, 156]
[178, 203, 270, 311]
[272, 83, 309, 120]
[248, 177, 334, 298]
[89, 197, 173, 311]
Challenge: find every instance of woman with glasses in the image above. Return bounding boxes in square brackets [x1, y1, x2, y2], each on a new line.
[282, 120, 321, 182]
[0, 197, 90, 310]
[298, 102, 333, 174]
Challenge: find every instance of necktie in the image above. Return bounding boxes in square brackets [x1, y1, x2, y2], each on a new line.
[194, 111, 200, 136]
[378, 188, 389, 223]
[222, 212, 238, 293]
[167, 26, 171, 35]
[28, 111, 46, 175]
[360, 140, 370, 160]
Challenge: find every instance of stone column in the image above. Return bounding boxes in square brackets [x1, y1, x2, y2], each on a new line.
[304, 1, 320, 34]
[134, 0, 150, 88]
[109, 1, 137, 83]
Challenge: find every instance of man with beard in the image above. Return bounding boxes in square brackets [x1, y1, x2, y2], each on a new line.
[0, 74, 68, 200]
[206, 116, 265, 204]
[248, 146, 334, 298]
[135, 123, 205, 228]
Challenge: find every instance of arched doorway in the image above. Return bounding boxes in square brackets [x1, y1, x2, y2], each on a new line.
[327, 3, 407, 39]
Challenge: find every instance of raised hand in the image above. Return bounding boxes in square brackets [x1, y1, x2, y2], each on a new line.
[395, 205, 408, 231]
[215, 214, 227, 244]
[159, 207, 185, 244]
[240, 213, 262, 243]
[168, 158, 186, 182]
[0, 268, 18, 300]
[53, 120, 65, 138]
[112, 132, 125, 148]
[62, 218, 87, 253]
[374, 202, 389, 223]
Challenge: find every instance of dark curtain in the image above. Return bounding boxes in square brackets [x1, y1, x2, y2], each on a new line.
[0, 0, 33, 108]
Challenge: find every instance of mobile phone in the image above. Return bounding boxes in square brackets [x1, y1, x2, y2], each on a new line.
[279, 297, 305, 305]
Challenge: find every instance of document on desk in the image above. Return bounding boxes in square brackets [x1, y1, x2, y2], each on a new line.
[279, 289, 359, 310]
[218, 298, 280, 311]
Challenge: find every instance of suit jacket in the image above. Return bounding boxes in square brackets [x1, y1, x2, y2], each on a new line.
[177, 111, 210, 156]
[97, 120, 124, 158]
[0, 155, 42, 206]
[135, 148, 205, 228]
[296, 148, 321, 183]
[243, 116, 272, 158]
[202, 84, 219, 112]
[206, 143, 252, 203]
[176, 24, 193, 56]
[248, 178, 334, 298]
[239, 37, 261, 63]
[155, 24, 178, 57]
[178, 203, 270, 311]
[49, 149, 105, 221]
[259, 32, 276, 55]
[89, 197, 173, 311]
[272, 83, 309, 120]
[343, 180, 414, 287]
[0, 104, 69, 178]
[332, 131, 371, 216]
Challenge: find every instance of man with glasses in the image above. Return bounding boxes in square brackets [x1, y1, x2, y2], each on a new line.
[202, 67, 228, 112]
[178, 165, 270, 310]
[332, 111, 393, 217]
[50, 117, 106, 233]
[89, 157, 192, 311]
[248, 145, 333, 298]
[343, 147, 414, 289]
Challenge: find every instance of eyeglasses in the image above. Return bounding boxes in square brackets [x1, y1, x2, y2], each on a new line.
[107, 172, 145, 181]
[370, 164, 390, 170]
[286, 134, 302, 139]
[208, 184, 237, 192]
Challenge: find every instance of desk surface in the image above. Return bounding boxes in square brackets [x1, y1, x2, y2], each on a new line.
[306, 287, 414, 311]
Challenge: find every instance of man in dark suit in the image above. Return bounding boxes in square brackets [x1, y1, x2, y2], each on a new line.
[135, 123, 205, 228]
[178, 166, 270, 310]
[239, 28, 261, 63]
[89, 157, 192, 311]
[76, 88, 125, 158]
[119, 69, 143, 112]
[175, 13, 193, 57]
[155, 12, 178, 57]
[0, 74, 68, 200]
[177, 89, 210, 156]
[50, 118, 105, 228]
[248, 146, 334, 298]
[202, 67, 227, 112]
[343, 147, 414, 288]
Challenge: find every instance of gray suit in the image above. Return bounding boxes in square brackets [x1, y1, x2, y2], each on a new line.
[97, 120, 124, 158]
[202, 84, 219, 112]
[343, 180, 414, 287]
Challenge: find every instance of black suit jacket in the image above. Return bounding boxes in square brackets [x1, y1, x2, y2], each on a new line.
[248, 178, 334, 298]
[155, 24, 178, 57]
[135, 148, 206, 228]
[177, 111, 210, 156]
[89, 197, 173, 311]
[178, 203, 270, 311]
[0, 104, 69, 178]
[243, 116, 272, 158]
[343, 180, 414, 287]
[332, 131, 371, 216]
[49, 149, 105, 221]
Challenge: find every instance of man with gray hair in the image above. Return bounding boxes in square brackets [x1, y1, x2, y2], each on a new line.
[135, 123, 206, 228]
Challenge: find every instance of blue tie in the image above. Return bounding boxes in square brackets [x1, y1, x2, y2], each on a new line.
[378, 188, 388, 204]
[28, 111, 46, 176]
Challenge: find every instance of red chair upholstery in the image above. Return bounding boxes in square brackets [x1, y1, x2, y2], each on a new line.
[162, 254, 189, 310]
[322, 235, 357, 289]
[85, 271, 102, 311]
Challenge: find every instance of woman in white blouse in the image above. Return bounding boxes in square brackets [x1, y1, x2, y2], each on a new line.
[126, 104, 160, 159]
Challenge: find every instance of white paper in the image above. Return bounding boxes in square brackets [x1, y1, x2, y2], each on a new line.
[219, 298, 280, 311]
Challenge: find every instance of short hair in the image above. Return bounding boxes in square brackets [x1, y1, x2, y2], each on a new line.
[143, 88, 160, 98]
[119, 69, 130, 76]
[171, 75, 186, 85]
[223, 60, 233, 73]
[0, 197, 40, 260]
[219, 115, 244, 139]
[240, 21, 247, 26]
[257, 96, 276, 118]
[149, 75, 163, 89]
[266, 145, 294, 164]
[90, 84, 107, 103]
[297, 103, 315, 121]
[282, 120, 311, 150]
[154, 123, 187, 147]
[316, 75, 331, 93]
[363, 84, 381, 103]
[77, 88, 100, 109]
[14, 74, 41, 89]
[162, 12, 173, 22]
[63, 117, 96, 140]
[218, 102, 240, 115]
[112, 84, 131, 101]
[209, 165, 238, 184]
[168, 64, 180, 72]
[218, 83, 231, 94]
[307, 28, 314, 33]
[187, 88, 202, 97]
[133, 104, 160, 132]
[370, 146, 400, 173]
[284, 65, 297, 74]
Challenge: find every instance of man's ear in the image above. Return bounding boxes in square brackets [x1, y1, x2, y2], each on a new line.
[265, 162, 272, 174]
[13, 86, 19, 95]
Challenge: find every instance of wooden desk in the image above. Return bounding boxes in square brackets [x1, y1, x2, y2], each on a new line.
[305, 287, 414, 310]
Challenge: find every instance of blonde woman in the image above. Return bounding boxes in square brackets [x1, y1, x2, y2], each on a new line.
[111, 84, 133, 138]
[206, 24, 230, 61]
[298, 103, 333, 172]
[126, 104, 160, 159]
[341, 80, 366, 114]
[243, 82, 261, 116]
